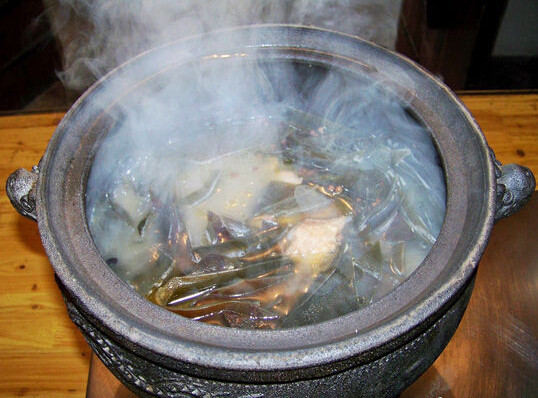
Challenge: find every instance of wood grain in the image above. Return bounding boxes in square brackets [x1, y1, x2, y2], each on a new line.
[0, 112, 91, 398]
[460, 94, 538, 176]
[0, 94, 536, 398]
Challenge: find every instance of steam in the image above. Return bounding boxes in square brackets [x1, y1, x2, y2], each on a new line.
[83, 28, 446, 316]
[45, 0, 402, 92]
[49, 0, 448, 326]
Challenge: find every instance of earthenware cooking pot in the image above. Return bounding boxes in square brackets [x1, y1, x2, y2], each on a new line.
[6, 25, 535, 398]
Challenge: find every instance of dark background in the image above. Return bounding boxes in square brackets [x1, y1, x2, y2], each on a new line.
[1, 0, 537, 112]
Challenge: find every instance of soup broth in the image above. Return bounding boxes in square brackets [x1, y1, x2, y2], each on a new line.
[86, 61, 446, 329]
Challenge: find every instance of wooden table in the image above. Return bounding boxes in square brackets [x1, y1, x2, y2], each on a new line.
[0, 94, 537, 397]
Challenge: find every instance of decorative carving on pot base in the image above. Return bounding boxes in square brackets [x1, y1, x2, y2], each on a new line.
[64, 298, 249, 398]
[61, 278, 474, 398]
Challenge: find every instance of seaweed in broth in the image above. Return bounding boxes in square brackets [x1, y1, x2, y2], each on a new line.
[86, 107, 446, 329]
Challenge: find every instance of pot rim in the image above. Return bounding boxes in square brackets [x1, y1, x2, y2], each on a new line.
[37, 24, 495, 374]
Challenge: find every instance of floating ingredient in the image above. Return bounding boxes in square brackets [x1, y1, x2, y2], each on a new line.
[87, 109, 446, 328]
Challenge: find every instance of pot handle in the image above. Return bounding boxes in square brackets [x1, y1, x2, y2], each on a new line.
[491, 149, 536, 223]
[6, 166, 39, 222]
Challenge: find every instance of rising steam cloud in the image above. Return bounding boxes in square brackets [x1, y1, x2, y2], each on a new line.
[44, 0, 402, 92]
[45, 0, 446, 327]
[81, 32, 447, 326]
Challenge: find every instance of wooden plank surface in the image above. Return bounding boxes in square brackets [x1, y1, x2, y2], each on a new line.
[0, 112, 91, 398]
[460, 94, 538, 174]
[0, 95, 536, 398]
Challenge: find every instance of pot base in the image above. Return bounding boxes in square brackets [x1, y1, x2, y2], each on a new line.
[62, 277, 474, 398]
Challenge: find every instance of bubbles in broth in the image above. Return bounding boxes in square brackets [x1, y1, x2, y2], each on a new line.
[86, 60, 446, 329]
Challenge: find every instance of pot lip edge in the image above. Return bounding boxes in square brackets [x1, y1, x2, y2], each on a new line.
[35, 24, 497, 372]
